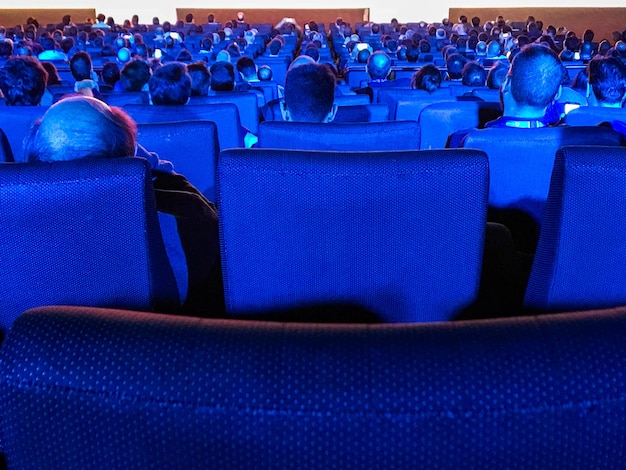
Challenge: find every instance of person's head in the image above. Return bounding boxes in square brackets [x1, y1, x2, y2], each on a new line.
[69, 51, 93, 81]
[586, 56, 626, 107]
[187, 61, 211, 96]
[120, 59, 152, 91]
[209, 61, 235, 91]
[486, 60, 509, 89]
[0, 56, 48, 105]
[101, 61, 121, 87]
[268, 38, 282, 56]
[461, 60, 486, 87]
[236, 56, 257, 81]
[25, 95, 136, 162]
[185, 13, 194, 24]
[446, 52, 467, 80]
[283, 62, 337, 122]
[148, 61, 191, 105]
[366, 51, 391, 80]
[257, 65, 273, 81]
[41, 61, 61, 86]
[410, 64, 442, 92]
[501, 43, 566, 117]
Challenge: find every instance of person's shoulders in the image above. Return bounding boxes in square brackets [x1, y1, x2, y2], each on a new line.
[152, 170, 218, 217]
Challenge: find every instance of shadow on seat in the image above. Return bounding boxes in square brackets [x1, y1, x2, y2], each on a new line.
[0, 158, 180, 335]
[525, 145, 626, 312]
[217, 148, 488, 322]
[137, 120, 220, 202]
[460, 125, 623, 252]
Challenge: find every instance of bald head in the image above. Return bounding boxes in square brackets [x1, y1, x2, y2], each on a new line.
[367, 51, 391, 79]
[25, 96, 137, 162]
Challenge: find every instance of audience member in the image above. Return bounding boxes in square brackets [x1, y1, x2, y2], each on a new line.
[209, 61, 235, 92]
[586, 55, 626, 107]
[461, 61, 487, 87]
[0, 56, 48, 105]
[119, 59, 152, 92]
[23, 95, 222, 314]
[486, 60, 509, 89]
[148, 62, 191, 105]
[282, 62, 337, 122]
[410, 64, 443, 92]
[187, 61, 211, 96]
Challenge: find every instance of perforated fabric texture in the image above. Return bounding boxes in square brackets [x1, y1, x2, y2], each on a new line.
[1, 305, 626, 468]
[0, 158, 179, 333]
[137, 120, 220, 202]
[461, 125, 623, 225]
[257, 121, 421, 151]
[217, 148, 488, 322]
[124, 103, 245, 150]
[525, 145, 626, 311]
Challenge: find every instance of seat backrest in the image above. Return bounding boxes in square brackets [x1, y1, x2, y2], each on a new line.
[136, 120, 220, 202]
[0, 128, 13, 163]
[418, 101, 502, 149]
[257, 120, 420, 150]
[5, 304, 625, 467]
[460, 125, 623, 228]
[190, 92, 260, 134]
[377, 87, 451, 119]
[0, 106, 48, 162]
[525, 145, 626, 312]
[564, 105, 626, 127]
[123, 103, 245, 150]
[102, 91, 150, 106]
[0, 158, 180, 334]
[470, 87, 500, 102]
[217, 148, 488, 322]
[333, 104, 390, 122]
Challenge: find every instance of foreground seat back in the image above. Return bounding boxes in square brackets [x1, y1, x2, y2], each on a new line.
[525, 145, 626, 312]
[0, 158, 179, 334]
[217, 148, 488, 322]
[1, 305, 626, 468]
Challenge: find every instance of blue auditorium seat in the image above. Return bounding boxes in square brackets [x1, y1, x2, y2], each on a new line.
[0, 158, 180, 334]
[418, 100, 502, 149]
[190, 92, 260, 134]
[564, 105, 626, 127]
[0, 128, 13, 162]
[123, 103, 245, 150]
[217, 148, 488, 322]
[0, 106, 48, 162]
[137, 120, 220, 202]
[2, 304, 626, 468]
[459, 125, 623, 252]
[257, 121, 420, 150]
[525, 145, 626, 312]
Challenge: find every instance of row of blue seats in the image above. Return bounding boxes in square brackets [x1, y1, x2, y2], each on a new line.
[1, 145, 625, 334]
